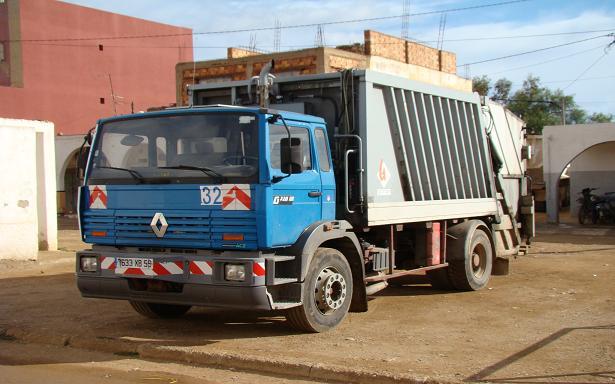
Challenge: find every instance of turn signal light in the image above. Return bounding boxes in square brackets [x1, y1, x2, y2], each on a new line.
[91, 231, 107, 237]
[223, 233, 244, 241]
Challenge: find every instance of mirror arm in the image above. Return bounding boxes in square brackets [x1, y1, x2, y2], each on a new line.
[77, 126, 96, 179]
[272, 114, 292, 183]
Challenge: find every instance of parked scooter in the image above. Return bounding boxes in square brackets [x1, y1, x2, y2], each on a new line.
[577, 188, 599, 225]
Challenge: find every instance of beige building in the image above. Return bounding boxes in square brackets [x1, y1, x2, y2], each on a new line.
[176, 30, 472, 106]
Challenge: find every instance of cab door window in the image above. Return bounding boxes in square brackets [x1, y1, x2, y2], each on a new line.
[314, 129, 331, 172]
[269, 125, 311, 171]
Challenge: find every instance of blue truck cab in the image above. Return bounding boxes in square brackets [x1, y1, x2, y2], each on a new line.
[77, 106, 364, 332]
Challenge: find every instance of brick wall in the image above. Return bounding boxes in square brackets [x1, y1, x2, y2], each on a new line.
[227, 47, 260, 59]
[439, 51, 457, 74]
[253, 56, 318, 77]
[406, 42, 439, 71]
[364, 30, 456, 74]
[327, 54, 366, 71]
[364, 30, 406, 63]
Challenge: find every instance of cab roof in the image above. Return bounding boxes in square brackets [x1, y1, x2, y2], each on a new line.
[97, 105, 326, 126]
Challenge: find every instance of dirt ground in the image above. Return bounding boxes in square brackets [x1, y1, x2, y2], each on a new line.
[0, 218, 614, 383]
[0, 340, 328, 384]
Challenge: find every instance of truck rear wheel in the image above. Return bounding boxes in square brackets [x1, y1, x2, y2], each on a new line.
[448, 226, 493, 291]
[129, 301, 191, 319]
[286, 248, 353, 333]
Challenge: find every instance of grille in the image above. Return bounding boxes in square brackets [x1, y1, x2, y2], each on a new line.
[83, 210, 258, 249]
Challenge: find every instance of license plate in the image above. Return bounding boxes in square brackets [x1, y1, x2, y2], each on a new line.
[115, 257, 153, 271]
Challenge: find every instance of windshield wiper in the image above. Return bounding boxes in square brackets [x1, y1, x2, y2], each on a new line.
[158, 165, 226, 182]
[97, 166, 144, 183]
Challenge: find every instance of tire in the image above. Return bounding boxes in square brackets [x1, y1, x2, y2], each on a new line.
[591, 209, 599, 225]
[129, 301, 191, 319]
[426, 267, 454, 290]
[448, 227, 493, 291]
[578, 208, 587, 225]
[286, 248, 353, 333]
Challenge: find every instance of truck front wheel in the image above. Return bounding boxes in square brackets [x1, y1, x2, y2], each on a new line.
[286, 248, 353, 333]
[129, 301, 191, 319]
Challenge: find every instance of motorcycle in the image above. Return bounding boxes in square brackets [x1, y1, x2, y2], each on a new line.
[594, 192, 615, 224]
[577, 187, 599, 225]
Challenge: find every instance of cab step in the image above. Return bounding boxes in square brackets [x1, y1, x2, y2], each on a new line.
[271, 301, 301, 310]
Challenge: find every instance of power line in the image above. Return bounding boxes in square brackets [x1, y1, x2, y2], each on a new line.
[458, 33, 612, 66]
[564, 53, 608, 90]
[486, 44, 606, 75]
[425, 28, 615, 43]
[564, 34, 614, 90]
[21, 28, 615, 51]
[491, 75, 615, 88]
[1, 0, 531, 43]
[542, 75, 615, 84]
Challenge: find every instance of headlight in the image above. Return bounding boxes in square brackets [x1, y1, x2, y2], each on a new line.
[80, 256, 98, 272]
[225, 264, 245, 281]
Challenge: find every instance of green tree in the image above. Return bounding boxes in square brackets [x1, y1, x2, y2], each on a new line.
[473, 74, 593, 134]
[588, 112, 613, 123]
[493, 78, 512, 102]
[472, 75, 491, 96]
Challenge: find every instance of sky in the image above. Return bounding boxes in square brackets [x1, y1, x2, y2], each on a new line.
[63, 0, 615, 117]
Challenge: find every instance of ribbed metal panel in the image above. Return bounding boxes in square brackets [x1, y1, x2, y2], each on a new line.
[382, 86, 493, 202]
[83, 210, 258, 249]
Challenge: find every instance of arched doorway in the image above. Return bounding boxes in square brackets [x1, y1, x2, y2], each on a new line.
[62, 149, 82, 215]
[543, 123, 615, 223]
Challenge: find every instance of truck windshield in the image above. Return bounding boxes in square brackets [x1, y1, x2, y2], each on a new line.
[87, 112, 259, 185]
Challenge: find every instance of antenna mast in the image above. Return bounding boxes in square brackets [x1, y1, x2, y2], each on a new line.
[401, 0, 410, 39]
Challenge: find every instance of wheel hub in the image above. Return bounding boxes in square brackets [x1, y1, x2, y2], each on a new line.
[315, 267, 347, 315]
[472, 253, 481, 268]
[471, 244, 487, 278]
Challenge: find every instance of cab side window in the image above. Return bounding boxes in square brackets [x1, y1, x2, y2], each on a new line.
[269, 125, 312, 171]
[314, 129, 331, 172]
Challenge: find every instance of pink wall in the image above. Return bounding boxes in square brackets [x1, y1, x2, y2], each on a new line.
[0, 0, 193, 135]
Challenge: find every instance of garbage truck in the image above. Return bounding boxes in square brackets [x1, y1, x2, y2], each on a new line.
[76, 67, 534, 332]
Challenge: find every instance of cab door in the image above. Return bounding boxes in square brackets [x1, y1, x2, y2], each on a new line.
[269, 123, 322, 247]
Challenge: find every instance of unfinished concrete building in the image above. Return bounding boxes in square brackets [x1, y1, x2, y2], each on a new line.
[176, 30, 472, 106]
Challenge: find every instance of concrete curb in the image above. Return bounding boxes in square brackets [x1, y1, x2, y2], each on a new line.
[0, 327, 455, 384]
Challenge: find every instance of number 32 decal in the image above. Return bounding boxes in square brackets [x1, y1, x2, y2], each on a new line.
[200, 185, 222, 205]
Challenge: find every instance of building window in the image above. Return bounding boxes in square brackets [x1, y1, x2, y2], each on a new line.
[0, 43, 4, 62]
[100, 97, 105, 104]
[98, 44, 103, 51]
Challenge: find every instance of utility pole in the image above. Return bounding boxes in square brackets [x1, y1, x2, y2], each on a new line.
[561, 99, 566, 126]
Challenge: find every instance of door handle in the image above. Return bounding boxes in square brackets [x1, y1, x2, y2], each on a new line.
[308, 191, 322, 198]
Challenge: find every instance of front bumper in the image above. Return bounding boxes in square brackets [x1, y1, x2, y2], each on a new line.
[76, 248, 274, 310]
[77, 276, 272, 310]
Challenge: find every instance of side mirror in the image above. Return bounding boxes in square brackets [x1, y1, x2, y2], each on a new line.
[85, 126, 95, 145]
[280, 137, 303, 174]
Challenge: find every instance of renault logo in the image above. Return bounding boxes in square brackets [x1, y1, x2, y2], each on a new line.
[150, 212, 168, 238]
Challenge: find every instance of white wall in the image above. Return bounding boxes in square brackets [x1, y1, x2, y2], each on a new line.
[0, 118, 57, 260]
[569, 141, 615, 215]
